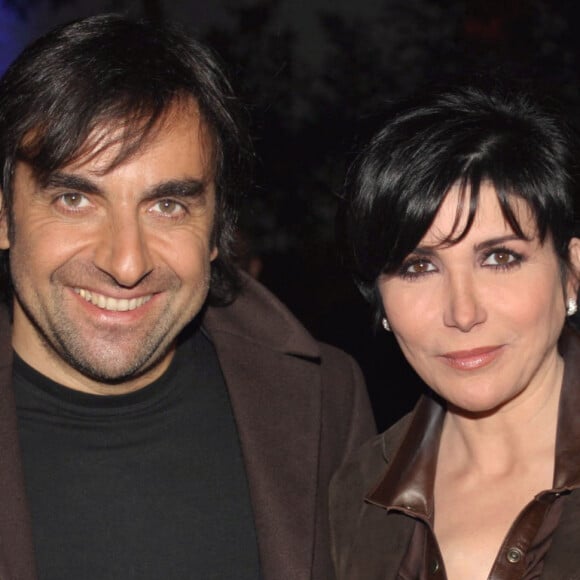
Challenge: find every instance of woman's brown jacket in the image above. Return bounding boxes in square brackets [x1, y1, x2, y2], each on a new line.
[330, 327, 580, 579]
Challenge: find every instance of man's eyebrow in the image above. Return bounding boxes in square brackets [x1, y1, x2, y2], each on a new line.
[42, 173, 208, 200]
[143, 178, 208, 200]
[43, 172, 102, 194]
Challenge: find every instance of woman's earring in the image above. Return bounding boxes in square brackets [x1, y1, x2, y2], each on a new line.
[567, 298, 578, 317]
[382, 317, 391, 332]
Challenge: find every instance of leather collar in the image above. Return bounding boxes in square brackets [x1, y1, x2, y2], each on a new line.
[366, 326, 580, 514]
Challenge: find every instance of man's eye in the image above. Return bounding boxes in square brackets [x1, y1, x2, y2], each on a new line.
[56, 193, 90, 209]
[151, 199, 186, 216]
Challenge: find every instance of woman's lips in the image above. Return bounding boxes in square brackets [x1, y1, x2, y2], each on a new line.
[439, 346, 504, 370]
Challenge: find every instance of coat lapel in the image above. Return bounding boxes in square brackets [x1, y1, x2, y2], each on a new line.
[203, 275, 322, 580]
[0, 306, 37, 579]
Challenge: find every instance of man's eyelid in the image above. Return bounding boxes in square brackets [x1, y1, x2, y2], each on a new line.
[49, 192, 94, 215]
[150, 197, 188, 213]
[142, 178, 208, 203]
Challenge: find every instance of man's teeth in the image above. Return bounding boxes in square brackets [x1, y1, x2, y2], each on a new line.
[75, 289, 152, 312]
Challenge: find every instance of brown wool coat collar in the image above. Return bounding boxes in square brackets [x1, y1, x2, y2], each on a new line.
[0, 305, 37, 580]
[203, 271, 321, 359]
[203, 273, 325, 579]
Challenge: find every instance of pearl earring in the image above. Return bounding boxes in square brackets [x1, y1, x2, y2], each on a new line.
[567, 298, 578, 317]
[382, 317, 391, 332]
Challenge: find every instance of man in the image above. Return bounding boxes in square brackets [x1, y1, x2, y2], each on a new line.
[0, 14, 375, 580]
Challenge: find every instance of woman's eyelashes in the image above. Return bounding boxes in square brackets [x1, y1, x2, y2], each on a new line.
[481, 247, 525, 270]
[398, 256, 437, 280]
[396, 246, 526, 280]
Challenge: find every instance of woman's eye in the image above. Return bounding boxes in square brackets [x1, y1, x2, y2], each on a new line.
[406, 260, 435, 274]
[399, 258, 436, 278]
[482, 250, 520, 267]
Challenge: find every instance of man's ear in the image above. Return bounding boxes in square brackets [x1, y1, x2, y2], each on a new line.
[566, 237, 580, 300]
[0, 191, 9, 250]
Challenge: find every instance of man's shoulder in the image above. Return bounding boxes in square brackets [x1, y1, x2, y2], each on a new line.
[203, 272, 373, 422]
[204, 274, 369, 384]
[203, 272, 321, 359]
[0, 302, 12, 373]
[330, 412, 412, 505]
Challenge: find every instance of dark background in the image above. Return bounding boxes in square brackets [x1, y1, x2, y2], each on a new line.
[2, 0, 580, 430]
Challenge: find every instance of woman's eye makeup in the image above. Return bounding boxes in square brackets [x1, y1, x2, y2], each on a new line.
[481, 246, 524, 269]
[396, 245, 525, 280]
[398, 257, 436, 279]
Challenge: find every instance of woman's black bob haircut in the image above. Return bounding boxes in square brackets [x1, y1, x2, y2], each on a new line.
[0, 13, 253, 305]
[341, 85, 580, 320]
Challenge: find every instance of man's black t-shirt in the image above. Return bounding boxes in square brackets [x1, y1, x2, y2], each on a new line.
[13, 323, 261, 580]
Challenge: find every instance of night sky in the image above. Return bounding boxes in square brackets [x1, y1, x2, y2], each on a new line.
[1, 0, 381, 73]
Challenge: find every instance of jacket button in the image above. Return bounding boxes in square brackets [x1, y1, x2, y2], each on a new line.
[506, 547, 523, 564]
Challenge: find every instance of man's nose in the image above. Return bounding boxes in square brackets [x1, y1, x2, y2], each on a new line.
[442, 271, 487, 332]
[93, 212, 153, 287]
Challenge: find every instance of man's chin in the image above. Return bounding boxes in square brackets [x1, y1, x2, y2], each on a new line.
[54, 342, 176, 392]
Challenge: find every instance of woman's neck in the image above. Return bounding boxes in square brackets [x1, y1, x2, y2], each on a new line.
[440, 351, 564, 476]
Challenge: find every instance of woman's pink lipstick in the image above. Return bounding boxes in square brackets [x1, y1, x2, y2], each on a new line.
[439, 346, 503, 370]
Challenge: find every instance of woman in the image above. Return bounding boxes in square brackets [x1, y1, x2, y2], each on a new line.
[330, 85, 580, 579]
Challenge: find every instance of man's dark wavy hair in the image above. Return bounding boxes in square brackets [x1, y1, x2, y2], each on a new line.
[0, 13, 253, 306]
[340, 84, 580, 324]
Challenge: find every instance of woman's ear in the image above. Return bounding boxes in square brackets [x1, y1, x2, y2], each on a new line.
[566, 237, 580, 299]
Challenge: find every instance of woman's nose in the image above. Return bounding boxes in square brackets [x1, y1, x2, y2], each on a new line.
[442, 272, 487, 332]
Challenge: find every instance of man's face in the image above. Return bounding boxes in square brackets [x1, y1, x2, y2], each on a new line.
[0, 103, 218, 395]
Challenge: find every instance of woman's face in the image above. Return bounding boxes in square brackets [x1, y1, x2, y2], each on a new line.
[378, 182, 580, 415]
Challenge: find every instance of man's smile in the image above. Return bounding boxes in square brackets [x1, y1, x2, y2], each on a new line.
[74, 288, 153, 312]
[6, 98, 216, 392]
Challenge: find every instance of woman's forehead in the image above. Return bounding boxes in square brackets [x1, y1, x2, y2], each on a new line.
[419, 182, 536, 248]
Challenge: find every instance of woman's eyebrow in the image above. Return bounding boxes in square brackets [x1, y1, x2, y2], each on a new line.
[412, 234, 525, 255]
[474, 234, 525, 252]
